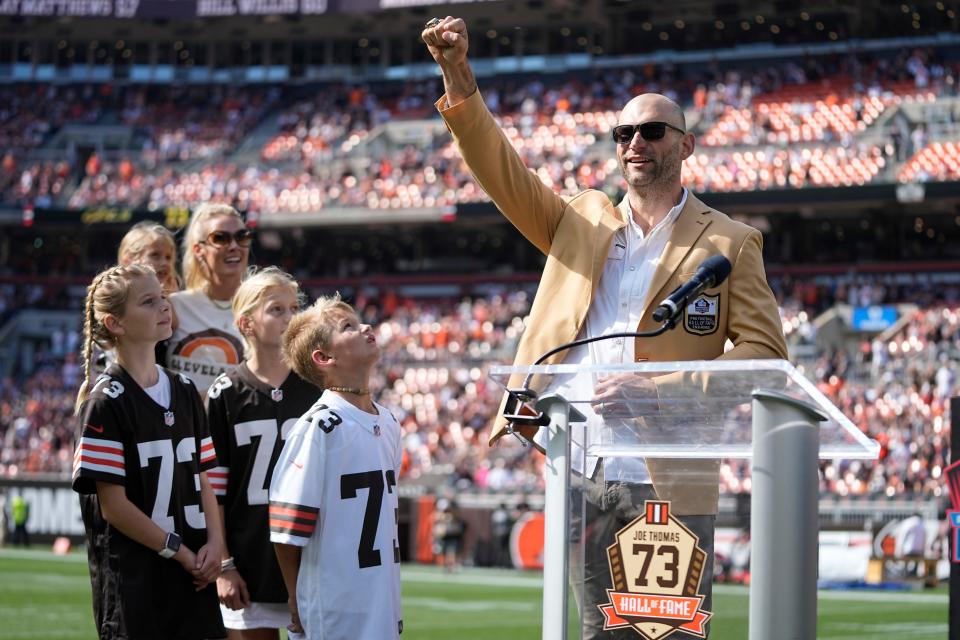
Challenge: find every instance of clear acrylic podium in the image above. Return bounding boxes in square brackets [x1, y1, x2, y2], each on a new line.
[489, 359, 879, 640]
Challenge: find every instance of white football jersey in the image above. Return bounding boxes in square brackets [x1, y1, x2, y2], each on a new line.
[166, 290, 244, 394]
[269, 390, 402, 640]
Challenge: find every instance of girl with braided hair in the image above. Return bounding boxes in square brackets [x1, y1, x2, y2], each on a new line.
[72, 263, 226, 640]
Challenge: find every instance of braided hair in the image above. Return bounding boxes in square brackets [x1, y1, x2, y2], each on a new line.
[74, 263, 156, 414]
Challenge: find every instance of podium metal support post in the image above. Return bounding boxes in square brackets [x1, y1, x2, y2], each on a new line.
[539, 395, 580, 640]
[749, 390, 826, 640]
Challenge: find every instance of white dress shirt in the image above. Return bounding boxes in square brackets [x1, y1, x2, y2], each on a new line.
[539, 188, 688, 482]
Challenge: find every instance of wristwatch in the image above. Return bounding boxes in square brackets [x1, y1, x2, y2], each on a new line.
[158, 531, 181, 559]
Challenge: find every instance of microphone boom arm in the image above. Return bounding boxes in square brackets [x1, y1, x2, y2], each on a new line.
[502, 320, 676, 445]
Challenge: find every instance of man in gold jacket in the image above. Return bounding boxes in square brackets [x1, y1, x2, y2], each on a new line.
[424, 16, 788, 638]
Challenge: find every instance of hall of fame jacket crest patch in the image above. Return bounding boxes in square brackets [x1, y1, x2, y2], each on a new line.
[683, 294, 719, 336]
[598, 500, 712, 639]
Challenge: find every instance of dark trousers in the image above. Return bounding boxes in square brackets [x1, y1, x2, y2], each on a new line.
[12, 523, 29, 547]
[570, 469, 715, 639]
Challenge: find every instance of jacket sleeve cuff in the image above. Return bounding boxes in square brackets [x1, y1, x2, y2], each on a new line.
[436, 89, 484, 127]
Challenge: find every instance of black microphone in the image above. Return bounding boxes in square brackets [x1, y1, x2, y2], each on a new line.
[651, 255, 732, 324]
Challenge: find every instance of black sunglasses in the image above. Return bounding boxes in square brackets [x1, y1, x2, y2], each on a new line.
[612, 122, 686, 144]
[202, 229, 254, 248]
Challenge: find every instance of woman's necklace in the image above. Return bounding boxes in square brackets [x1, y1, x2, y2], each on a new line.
[209, 296, 232, 310]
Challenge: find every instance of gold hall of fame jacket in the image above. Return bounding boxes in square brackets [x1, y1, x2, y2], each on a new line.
[437, 90, 789, 516]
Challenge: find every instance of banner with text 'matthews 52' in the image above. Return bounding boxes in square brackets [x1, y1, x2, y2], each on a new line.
[0, 0, 495, 18]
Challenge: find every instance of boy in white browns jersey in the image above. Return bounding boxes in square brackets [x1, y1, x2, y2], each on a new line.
[269, 295, 402, 640]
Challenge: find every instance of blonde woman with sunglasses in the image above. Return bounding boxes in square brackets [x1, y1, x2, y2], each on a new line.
[167, 203, 253, 394]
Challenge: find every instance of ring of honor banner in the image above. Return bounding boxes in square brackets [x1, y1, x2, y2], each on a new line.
[0, 0, 494, 17]
[598, 501, 712, 640]
[1, 0, 352, 18]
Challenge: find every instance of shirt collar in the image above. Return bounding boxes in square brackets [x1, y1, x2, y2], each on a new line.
[618, 187, 688, 240]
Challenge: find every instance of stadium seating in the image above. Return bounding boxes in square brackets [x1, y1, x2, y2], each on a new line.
[899, 141, 960, 182]
[2, 49, 958, 211]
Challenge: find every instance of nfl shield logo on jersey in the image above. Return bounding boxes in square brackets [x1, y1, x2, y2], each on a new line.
[164, 411, 175, 426]
[374, 424, 381, 437]
[271, 388, 283, 402]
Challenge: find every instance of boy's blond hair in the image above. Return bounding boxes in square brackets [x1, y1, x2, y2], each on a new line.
[282, 294, 354, 389]
[233, 266, 304, 358]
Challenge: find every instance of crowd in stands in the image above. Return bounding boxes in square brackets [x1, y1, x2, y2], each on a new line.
[1, 273, 956, 503]
[0, 158, 71, 209]
[261, 86, 383, 166]
[769, 272, 960, 315]
[813, 305, 955, 499]
[3, 47, 960, 212]
[0, 85, 110, 207]
[0, 281, 75, 325]
[121, 86, 281, 163]
[682, 144, 888, 191]
[899, 140, 960, 182]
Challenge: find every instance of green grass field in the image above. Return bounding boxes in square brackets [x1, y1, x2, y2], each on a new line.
[0, 547, 948, 639]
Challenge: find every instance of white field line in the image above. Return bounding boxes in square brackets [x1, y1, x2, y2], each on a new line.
[1, 550, 948, 605]
[817, 621, 948, 639]
[400, 566, 948, 604]
[404, 596, 536, 612]
[0, 548, 88, 563]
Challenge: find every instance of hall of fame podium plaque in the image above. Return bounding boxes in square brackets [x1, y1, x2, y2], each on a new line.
[598, 501, 712, 639]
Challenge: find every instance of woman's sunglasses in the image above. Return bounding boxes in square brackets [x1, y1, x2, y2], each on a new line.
[611, 122, 686, 144]
[202, 229, 254, 248]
